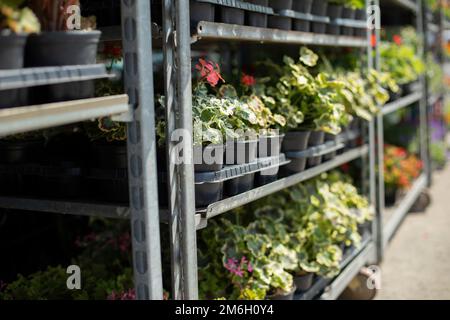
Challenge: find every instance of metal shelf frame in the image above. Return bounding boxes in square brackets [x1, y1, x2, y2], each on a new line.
[162, 0, 378, 300]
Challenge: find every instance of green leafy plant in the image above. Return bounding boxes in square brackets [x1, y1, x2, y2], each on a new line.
[0, 0, 40, 33]
[430, 141, 447, 169]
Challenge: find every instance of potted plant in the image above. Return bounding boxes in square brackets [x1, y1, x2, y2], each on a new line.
[247, 0, 269, 28]
[0, 0, 40, 108]
[268, 0, 292, 30]
[26, 0, 101, 103]
[311, 0, 328, 34]
[326, 1, 344, 35]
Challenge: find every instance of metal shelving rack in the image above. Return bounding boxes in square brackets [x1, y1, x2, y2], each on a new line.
[375, 0, 431, 257]
[162, 0, 378, 300]
[0, 0, 164, 300]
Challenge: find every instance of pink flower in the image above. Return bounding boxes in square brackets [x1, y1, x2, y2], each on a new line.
[108, 289, 136, 300]
[195, 58, 225, 87]
[247, 262, 253, 273]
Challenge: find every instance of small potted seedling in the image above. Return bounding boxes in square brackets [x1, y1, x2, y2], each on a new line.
[0, 0, 40, 108]
[26, 0, 100, 103]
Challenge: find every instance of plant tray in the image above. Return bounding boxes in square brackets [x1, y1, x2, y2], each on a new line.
[329, 18, 366, 28]
[194, 0, 275, 14]
[195, 154, 290, 184]
[276, 9, 330, 23]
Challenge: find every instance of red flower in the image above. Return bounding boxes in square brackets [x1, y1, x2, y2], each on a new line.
[241, 73, 256, 87]
[393, 34, 402, 46]
[195, 58, 225, 87]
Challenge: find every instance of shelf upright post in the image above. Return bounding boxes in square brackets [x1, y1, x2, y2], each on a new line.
[162, 0, 199, 299]
[120, 0, 163, 299]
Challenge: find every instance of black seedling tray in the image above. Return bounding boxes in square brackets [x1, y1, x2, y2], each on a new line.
[195, 0, 274, 14]
[195, 154, 290, 184]
[276, 9, 330, 23]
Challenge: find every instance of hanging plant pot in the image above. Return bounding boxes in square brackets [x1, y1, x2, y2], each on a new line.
[311, 0, 328, 34]
[307, 131, 325, 168]
[221, 6, 245, 25]
[190, 1, 215, 23]
[266, 285, 296, 300]
[341, 7, 356, 36]
[385, 186, 398, 207]
[323, 133, 338, 161]
[194, 144, 225, 172]
[292, 0, 313, 32]
[354, 9, 366, 37]
[258, 134, 285, 158]
[225, 139, 258, 165]
[326, 4, 343, 35]
[0, 33, 28, 109]
[294, 273, 314, 292]
[281, 130, 311, 173]
[247, 0, 269, 28]
[268, 0, 293, 30]
[25, 31, 101, 104]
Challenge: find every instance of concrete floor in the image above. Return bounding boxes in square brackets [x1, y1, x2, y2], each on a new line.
[376, 166, 450, 299]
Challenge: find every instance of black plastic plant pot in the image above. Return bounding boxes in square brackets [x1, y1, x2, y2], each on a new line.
[194, 144, 225, 172]
[221, 6, 245, 25]
[307, 131, 325, 168]
[292, 0, 313, 32]
[268, 0, 293, 30]
[225, 173, 255, 197]
[326, 4, 343, 35]
[91, 143, 128, 169]
[294, 273, 314, 292]
[25, 31, 101, 104]
[311, 0, 328, 34]
[0, 140, 44, 164]
[258, 134, 285, 158]
[341, 8, 356, 36]
[225, 140, 258, 165]
[247, 0, 269, 27]
[385, 187, 398, 207]
[281, 131, 311, 174]
[195, 181, 224, 208]
[354, 9, 366, 37]
[0, 33, 27, 109]
[255, 171, 278, 186]
[323, 133, 338, 161]
[266, 285, 296, 300]
[190, 1, 215, 23]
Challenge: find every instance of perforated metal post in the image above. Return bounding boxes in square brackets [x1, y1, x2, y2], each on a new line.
[162, 0, 199, 299]
[121, 0, 163, 300]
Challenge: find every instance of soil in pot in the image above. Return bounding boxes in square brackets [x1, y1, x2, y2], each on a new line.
[225, 173, 255, 196]
[326, 4, 343, 35]
[341, 7, 356, 36]
[25, 31, 101, 104]
[294, 273, 314, 292]
[225, 139, 258, 165]
[292, 0, 313, 32]
[190, 1, 215, 23]
[194, 144, 225, 172]
[247, 0, 268, 28]
[311, 0, 328, 34]
[307, 131, 325, 168]
[221, 7, 245, 25]
[0, 33, 28, 109]
[323, 133, 338, 161]
[281, 131, 311, 174]
[268, 0, 293, 30]
[258, 134, 285, 158]
[266, 285, 296, 300]
[354, 9, 366, 37]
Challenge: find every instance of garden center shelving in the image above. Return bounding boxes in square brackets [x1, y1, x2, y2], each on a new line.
[0, 0, 438, 301]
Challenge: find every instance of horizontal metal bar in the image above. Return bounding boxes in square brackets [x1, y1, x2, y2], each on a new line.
[320, 242, 375, 300]
[202, 145, 369, 220]
[0, 64, 113, 91]
[194, 22, 368, 47]
[382, 91, 423, 115]
[0, 197, 130, 218]
[383, 173, 427, 248]
[0, 95, 130, 138]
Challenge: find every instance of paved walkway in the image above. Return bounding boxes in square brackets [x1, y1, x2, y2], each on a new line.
[376, 166, 450, 299]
